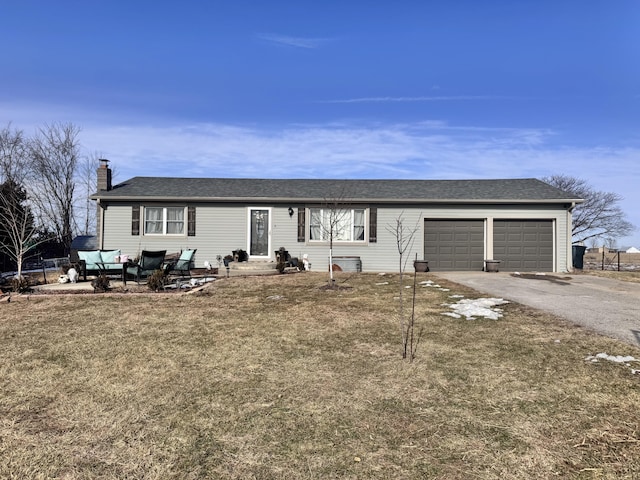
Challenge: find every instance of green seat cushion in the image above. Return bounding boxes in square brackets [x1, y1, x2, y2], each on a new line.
[179, 250, 195, 261]
[78, 250, 103, 267]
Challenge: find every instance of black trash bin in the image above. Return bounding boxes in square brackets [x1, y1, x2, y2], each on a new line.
[572, 245, 587, 269]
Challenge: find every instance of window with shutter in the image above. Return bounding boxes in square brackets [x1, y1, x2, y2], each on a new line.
[136, 206, 189, 235]
[308, 207, 366, 242]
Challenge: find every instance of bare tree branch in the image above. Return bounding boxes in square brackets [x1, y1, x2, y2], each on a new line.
[312, 188, 354, 284]
[0, 181, 53, 279]
[0, 123, 28, 185]
[27, 122, 81, 254]
[542, 174, 635, 244]
[386, 211, 422, 361]
[75, 152, 103, 235]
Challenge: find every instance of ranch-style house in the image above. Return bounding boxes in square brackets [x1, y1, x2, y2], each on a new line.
[90, 161, 583, 273]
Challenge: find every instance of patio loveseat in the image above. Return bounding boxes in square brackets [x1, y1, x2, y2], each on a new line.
[76, 249, 126, 281]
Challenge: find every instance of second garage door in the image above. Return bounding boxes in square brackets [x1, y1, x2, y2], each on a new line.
[493, 220, 553, 271]
[424, 219, 485, 271]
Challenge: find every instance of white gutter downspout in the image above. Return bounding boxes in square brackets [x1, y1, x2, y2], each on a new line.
[97, 199, 105, 250]
[567, 202, 576, 272]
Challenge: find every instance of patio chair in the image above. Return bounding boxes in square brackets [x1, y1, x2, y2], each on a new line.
[126, 250, 167, 284]
[167, 249, 197, 278]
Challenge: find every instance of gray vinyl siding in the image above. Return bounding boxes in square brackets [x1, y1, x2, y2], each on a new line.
[100, 202, 571, 272]
[102, 203, 247, 267]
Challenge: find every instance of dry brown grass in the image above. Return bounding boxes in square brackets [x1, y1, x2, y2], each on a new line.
[1, 272, 639, 479]
[583, 252, 640, 279]
[582, 270, 640, 283]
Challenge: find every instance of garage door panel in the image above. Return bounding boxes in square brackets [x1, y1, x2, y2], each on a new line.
[424, 220, 485, 271]
[494, 220, 553, 271]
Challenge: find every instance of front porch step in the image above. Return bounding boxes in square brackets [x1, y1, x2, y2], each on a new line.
[228, 261, 277, 271]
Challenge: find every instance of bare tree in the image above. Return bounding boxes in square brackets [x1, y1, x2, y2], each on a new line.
[0, 180, 52, 281]
[75, 153, 102, 235]
[0, 124, 29, 272]
[310, 191, 359, 285]
[27, 123, 81, 254]
[542, 175, 635, 244]
[386, 212, 422, 361]
[0, 123, 28, 185]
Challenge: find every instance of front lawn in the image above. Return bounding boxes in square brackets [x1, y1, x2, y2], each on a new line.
[1, 273, 638, 479]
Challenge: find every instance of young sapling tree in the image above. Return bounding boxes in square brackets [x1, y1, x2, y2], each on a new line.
[386, 211, 423, 361]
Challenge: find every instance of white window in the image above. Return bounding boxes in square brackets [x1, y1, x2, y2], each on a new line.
[309, 208, 366, 242]
[144, 207, 185, 235]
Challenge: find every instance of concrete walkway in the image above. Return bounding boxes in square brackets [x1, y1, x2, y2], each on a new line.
[31, 265, 286, 293]
[435, 271, 640, 348]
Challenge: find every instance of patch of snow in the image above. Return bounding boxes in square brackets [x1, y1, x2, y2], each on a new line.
[449, 294, 465, 298]
[266, 295, 284, 301]
[585, 353, 637, 364]
[441, 297, 509, 320]
[585, 353, 639, 375]
[375, 282, 389, 286]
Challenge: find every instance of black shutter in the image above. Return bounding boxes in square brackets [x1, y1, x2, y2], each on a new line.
[369, 207, 377, 243]
[132, 205, 140, 236]
[297, 208, 305, 242]
[188, 206, 196, 236]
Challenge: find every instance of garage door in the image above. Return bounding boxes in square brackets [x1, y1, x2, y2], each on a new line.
[424, 220, 485, 271]
[493, 220, 553, 271]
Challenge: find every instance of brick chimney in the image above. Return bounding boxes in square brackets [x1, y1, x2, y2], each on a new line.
[97, 158, 112, 191]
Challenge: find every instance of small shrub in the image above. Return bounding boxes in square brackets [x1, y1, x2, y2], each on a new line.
[91, 274, 110, 293]
[11, 276, 30, 293]
[147, 269, 168, 291]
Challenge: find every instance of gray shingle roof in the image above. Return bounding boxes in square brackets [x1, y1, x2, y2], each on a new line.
[92, 177, 582, 204]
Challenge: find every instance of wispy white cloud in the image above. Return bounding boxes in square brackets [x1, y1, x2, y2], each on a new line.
[73, 120, 638, 184]
[320, 95, 514, 104]
[84, 119, 640, 243]
[257, 33, 331, 49]
[2, 101, 638, 244]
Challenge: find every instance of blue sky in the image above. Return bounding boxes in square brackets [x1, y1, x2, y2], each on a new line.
[1, 1, 639, 246]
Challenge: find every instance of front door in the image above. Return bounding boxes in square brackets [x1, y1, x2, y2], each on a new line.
[248, 208, 271, 258]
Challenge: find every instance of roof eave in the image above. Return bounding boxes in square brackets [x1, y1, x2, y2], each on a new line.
[91, 195, 584, 204]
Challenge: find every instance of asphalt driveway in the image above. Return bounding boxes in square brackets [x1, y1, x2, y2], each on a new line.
[435, 271, 640, 348]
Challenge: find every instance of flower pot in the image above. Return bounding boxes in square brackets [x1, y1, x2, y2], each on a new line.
[413, 260, 430, 272]
[484, 260, 501, 272]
